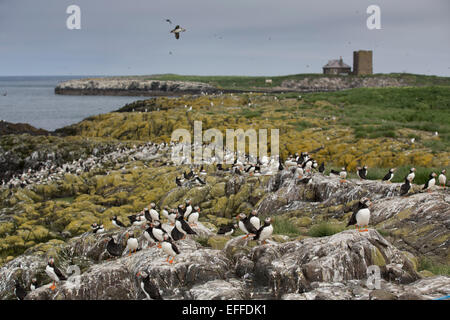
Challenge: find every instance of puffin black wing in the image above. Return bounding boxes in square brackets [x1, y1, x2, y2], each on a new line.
[180, 219, 197, 235]
[170, 241, 180, 254]
[15, 281, 27, 300]
[217, 224, 234, 235]
[115, 218, 126, 227]
[171, 226, 184, 241]
[400, 178, 411, 196]
[318, 162, 325, 173]
[143, 277, 163, 300]
[53, 265, 67, 281]
[252, 225, 264, 240]
[346, 211, 358, 227]
[106, 238, 123, 257]
[330, 169, 340, 175]
[382, 172, 391, 181]
[243, 217, 258, 234]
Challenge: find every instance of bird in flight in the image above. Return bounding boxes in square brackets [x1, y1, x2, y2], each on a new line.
[170, 25, 186, 39]
[165, 19, 172, 24]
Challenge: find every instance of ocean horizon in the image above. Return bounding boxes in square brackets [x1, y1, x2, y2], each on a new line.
[0, 75, 145, 131]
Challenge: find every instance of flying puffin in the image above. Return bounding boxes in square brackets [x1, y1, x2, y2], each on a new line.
[45, 257, 67, 291]
[161, 234, 180, 264]
[438, 169, 446, 188]
[186, 205, 200, 226]
[170, 25, 186, 40]
[252, 217, 273, 244]
[382, 168, 396, 183]
[175, 213, 197, 239]
[423, 172, 437, 192]
[346, 198, 372, 232]
[406, 168, 416, 183]
[237, 213, 258, 239]
[400, 177, 411, 196]
[217, 223, 237, 236]
[136, 271, 163, 300]
[357, 166, 368, 180]
[111, 215, 126, 228]
[105, 237, 123, 258]
[123, 232, 139, 256]
[14, 280, 27, 300]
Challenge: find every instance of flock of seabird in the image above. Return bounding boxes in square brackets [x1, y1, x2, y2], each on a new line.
[8, 143, 448, 299]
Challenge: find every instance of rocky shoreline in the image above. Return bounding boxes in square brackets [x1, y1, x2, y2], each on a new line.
[54, 76, 409, 96]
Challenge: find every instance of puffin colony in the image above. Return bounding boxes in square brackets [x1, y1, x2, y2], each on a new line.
[4, 141, 448, 300]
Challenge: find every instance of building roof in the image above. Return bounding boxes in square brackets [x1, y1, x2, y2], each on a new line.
[323, 58, 351, 69]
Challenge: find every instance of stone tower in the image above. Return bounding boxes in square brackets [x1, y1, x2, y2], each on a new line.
[353, 50, 373, 75]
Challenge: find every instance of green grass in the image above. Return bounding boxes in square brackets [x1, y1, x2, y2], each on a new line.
[303, 86, 450, 152]
[106, 73, 450, 91]
[365, 166, 447, 185]
[418, 257, 450, 276]
[272, 217, 301, 237]
[308, 222, 344, 237]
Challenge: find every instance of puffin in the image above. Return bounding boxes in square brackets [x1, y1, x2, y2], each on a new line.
[143, 224, 158, 248]
[177, 204, 186, 217]
[438, 169, 446, 188]
[217, 223, 237, 236]
[162, 206, 176, 225]
[175, 177, 183, 187]
[175, 213, 197, 239]
[331, 167, 347, 183]
[161, 234, 180, 264]
[123, 232, 139, 256]
[186, 205, 200, 226]
[382, 168, 396, 183]
[171, 223, 185, 241]
[357, 166, 368, 180]
[45, 257, 67, 291]
[237, 213, 258, 239]
[136, 271, 163, 300]
[423, 172, 437, 192]
[249, 210, 261, 231]
[170, 25, 186, 39]
[296, 166, 304, 179]
[30, 278, 39, 291]
[111, 215, 126, 228]
[14, 280, 27, 300]
[346, 198, 372, 232]
[149, 203, 160, 222]
[151, 220, 169, 247]
[105, 237, 123, 257]
[184, 200, 193, 219]
[400, 177, 411, 196]
[406, 168, 416, 183]
[318, 162, 325, 174]
[252, 217, 273, 244]
[91, 223, 105, 234]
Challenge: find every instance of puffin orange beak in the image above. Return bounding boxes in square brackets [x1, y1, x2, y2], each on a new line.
[136, 272, 140, 277]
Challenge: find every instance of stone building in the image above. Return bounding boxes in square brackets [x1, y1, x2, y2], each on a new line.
[353, 50, 373, 75]
[322, 57, 351, 75]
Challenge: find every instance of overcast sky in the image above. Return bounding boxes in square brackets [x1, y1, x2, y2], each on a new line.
[0, 0, 449, 76]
